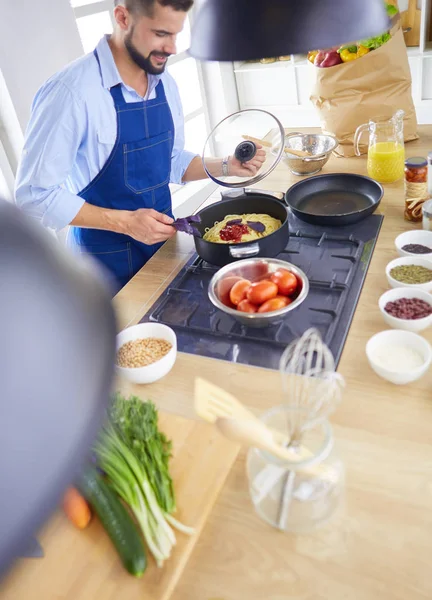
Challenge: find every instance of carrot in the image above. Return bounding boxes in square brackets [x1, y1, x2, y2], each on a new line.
[62, 487, 92, 529]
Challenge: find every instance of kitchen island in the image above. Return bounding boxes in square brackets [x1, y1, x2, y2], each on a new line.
[3, 128, 432, 600]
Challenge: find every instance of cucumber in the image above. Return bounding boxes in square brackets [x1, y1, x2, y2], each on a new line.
[78, 466, 147, 577]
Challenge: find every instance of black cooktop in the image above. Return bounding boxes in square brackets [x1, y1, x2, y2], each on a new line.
[140, 214, 383, 371]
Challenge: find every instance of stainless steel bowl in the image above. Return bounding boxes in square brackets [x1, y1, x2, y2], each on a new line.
[208, 258, 309, 328]
[283, 133, 338, 176]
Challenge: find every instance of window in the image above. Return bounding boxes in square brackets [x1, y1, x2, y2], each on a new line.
[70, 1, 210, 155]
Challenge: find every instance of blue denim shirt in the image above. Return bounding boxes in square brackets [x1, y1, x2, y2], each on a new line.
[15, 35, 197, 231]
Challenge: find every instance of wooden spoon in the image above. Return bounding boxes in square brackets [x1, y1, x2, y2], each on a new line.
[215, 417, 338, 482]
[215, 417, 303, 462]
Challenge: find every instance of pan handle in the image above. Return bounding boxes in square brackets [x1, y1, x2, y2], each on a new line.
[243, 188, 285, 201]
[221, 188, 285, 202]
[229, 242, 260, 259]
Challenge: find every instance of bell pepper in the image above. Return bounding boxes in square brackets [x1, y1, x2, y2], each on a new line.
[308, 50, 319, 64]
[357, 45, 370, 58]
[314, 49, 342, 68]
[338, 44, 370, 62]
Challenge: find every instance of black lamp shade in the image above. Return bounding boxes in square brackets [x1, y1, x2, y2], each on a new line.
[189, 0, 390, 62]
[0, 202, 116, 578]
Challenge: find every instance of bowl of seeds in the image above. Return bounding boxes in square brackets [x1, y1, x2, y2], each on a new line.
[386, 256, 432, 292]
[395, 230, 432, 258]
[115, 323, 177, 384]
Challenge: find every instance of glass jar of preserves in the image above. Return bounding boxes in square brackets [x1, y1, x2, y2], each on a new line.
[405, 157, 428, 183]
[404, 157, 428, 223]
[246, 406, 344, 534]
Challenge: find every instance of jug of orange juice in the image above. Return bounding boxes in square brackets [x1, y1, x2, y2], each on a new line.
[354, 110, 405, 183]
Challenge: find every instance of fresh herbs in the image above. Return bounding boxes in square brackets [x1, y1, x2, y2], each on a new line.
[109, 394, 175, 513]
[94, 395, 194, 567]
[247, 221, 266, 233]
[173, 214, 202, 237]
[226, 218, 266, 233]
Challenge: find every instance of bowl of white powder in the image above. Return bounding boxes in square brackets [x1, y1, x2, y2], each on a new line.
[366, 329, 432, 385]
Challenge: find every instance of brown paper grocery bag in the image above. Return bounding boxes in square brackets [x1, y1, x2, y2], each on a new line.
[310, 26, 418, 157]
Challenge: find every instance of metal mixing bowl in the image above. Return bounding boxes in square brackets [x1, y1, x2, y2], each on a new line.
[283, 133, 338, 176]
[208, 258, 309, 328]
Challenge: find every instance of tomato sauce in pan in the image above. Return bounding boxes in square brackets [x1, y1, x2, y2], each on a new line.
[219, 223, 250, 243]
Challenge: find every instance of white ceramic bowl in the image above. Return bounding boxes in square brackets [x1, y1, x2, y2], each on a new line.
[366, 329, 432, 385]
[115, 323, 177, 384]
[395, 230, 432, 258]
[378, 287, 432, 332]
[385, 256, 432, 292]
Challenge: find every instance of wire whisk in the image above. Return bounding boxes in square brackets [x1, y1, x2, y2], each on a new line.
[279, 328, 345, 442]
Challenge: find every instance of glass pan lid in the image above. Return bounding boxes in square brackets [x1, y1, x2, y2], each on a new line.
[202, 109, 285, 188]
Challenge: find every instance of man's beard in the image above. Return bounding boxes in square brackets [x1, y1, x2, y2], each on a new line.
[125, 30, 170, 75]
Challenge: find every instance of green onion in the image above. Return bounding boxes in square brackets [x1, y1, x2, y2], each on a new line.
[94, 397, 194, 567]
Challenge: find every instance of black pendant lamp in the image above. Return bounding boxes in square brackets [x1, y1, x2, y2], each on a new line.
[189, 0, 390, 62]
[0, 201, 116, 577]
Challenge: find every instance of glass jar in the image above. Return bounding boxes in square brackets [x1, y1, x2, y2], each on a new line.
[405, 157, 428, 183]
[404, 157, 428, 223]
[428, 153, 432, 196]
[423, 199, 432, 231]
[246, 406, 344, 534]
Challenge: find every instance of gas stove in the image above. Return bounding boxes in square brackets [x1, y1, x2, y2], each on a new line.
[140, 213, 383, 370]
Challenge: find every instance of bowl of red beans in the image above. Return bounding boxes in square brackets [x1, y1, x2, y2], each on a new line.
[378, 287, 432, 332]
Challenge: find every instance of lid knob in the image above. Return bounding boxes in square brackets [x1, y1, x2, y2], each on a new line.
[234, 140, 257, 164]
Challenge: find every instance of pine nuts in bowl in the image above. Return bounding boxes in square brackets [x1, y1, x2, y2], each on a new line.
[116, 323, 177, 384]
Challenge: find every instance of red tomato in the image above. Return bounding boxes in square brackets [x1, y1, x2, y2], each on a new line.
[257, 296, 292, 313]
[217, 276, 243, 308]
[237, 299, 258, 313]
[247, 280, 278, 305]
[229, 279, 252, 306]
[270, 269, 298, 297]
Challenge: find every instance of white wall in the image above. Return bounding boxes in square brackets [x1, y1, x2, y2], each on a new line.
[0, 0, 83, 133]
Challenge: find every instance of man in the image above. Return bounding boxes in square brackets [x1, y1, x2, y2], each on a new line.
[15, 0, 265, 293]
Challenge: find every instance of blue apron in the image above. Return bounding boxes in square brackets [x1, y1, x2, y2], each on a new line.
[70, 49, 174, 294]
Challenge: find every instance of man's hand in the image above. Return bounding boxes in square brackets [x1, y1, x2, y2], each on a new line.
[228, 145, 267, 178]
[124, 208, 176, 245]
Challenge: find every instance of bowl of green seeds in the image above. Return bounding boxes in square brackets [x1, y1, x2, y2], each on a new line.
[386, 256, 432, 292]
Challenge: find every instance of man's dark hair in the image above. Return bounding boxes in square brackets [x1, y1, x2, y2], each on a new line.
[114, 0, 193, 15]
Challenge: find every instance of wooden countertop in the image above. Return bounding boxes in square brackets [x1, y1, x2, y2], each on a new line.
[5, 129, 432, 600]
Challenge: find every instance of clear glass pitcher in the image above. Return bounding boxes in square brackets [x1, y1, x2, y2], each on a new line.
[246, 406, 345, 533]
[354, 109, 405, 184]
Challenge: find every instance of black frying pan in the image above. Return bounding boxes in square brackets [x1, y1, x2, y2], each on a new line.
[285, 173, 384, 226]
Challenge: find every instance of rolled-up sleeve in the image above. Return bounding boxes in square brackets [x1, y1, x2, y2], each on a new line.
[15, 80, 86, 231]
[164, 74, 198, 185]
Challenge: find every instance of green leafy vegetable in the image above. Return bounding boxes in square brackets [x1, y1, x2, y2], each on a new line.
[338, 44, 357, 54]
[386, 3, 398, 16]
[109, 394, 175, 513]
[360, 32, 391, 50]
